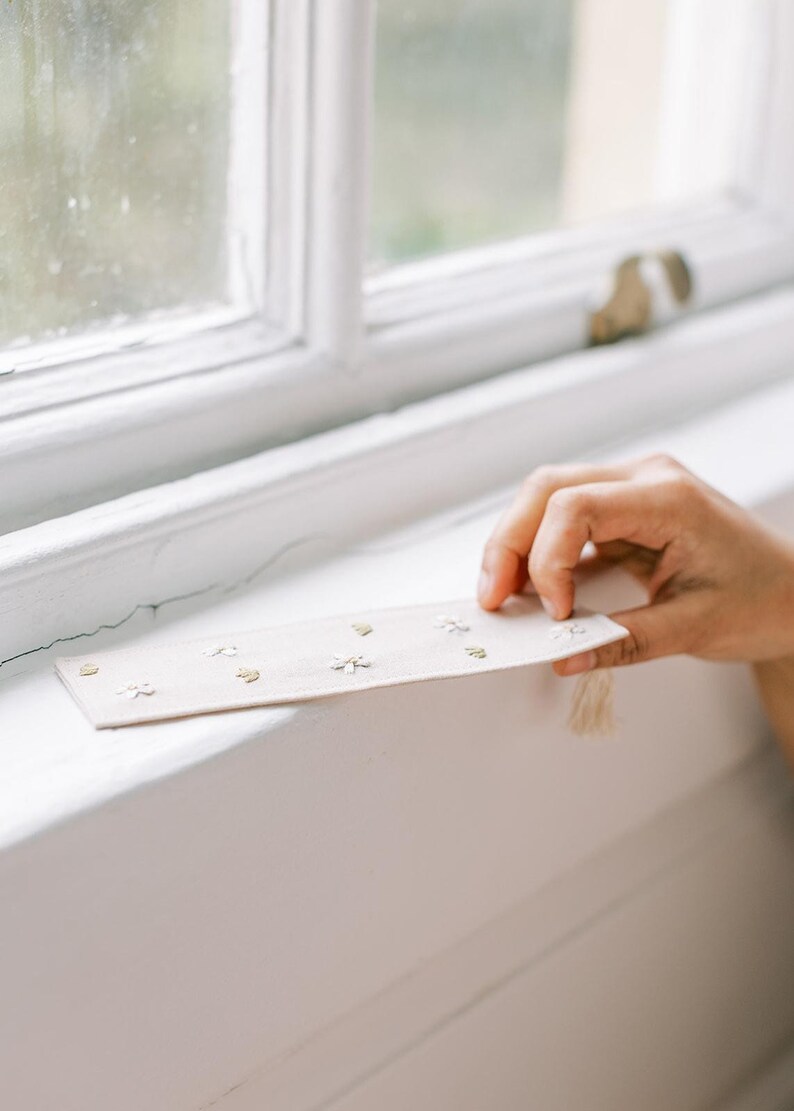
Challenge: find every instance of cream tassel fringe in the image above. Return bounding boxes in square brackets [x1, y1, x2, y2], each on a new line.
[568, 669, 617, 738]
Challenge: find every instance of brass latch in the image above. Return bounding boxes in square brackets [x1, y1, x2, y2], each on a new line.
[589, 249, 693, 346]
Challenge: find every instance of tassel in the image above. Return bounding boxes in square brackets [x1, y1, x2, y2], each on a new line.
[568, 668, 617, 738]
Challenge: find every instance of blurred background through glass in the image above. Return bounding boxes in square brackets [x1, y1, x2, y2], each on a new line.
[370, 0, 738, 271]
[0, 0, 230, 350]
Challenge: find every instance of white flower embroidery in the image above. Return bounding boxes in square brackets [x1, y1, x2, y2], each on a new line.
[116, 682, 155, 700]
[331, 654, 372, 675]
[548, 622, 587, 642]
[203, 645, 237, 657]
[434, 615, 470, 633]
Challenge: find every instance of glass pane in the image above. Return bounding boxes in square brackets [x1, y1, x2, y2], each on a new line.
[0, 0, 231, 350]
[372, 0, 576, 269]
[370, 0, 739, 270]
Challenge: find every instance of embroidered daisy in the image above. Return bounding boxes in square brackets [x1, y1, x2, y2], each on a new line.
[548, 622, 587, 642]
[116, 682, 155, 700]
[331, 654, 372, 675]
[434, 615, 470, 633]
[203, 645, 237, 657]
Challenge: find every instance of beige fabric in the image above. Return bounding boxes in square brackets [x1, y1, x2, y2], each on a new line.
[55, 596, 628, 730]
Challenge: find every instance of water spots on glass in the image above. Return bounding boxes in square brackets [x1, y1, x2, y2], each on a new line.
[0, 0, 232, 347]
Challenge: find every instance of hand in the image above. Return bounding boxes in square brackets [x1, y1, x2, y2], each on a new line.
[477, 455, 794, 677]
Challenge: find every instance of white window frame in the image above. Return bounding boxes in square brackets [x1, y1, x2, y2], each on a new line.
[2, 0, 794, 536]
[362, 0, 794, 392]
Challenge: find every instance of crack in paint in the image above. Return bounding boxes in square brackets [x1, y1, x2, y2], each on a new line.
[0, 503, 494, 673]
[0, 533, 330, 672]
[218, 532, 332, 594]
[0, 585, 218, 670]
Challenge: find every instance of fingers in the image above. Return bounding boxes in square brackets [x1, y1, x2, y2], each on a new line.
[478, 464, 630, 611]
[528, 480, 682, 620]
[553, 596, 697, 676]
[477, 454, 710, 676]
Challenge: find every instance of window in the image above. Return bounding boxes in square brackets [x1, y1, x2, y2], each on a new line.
[370, 0, 748, 270]
[2, 0, 794, 535]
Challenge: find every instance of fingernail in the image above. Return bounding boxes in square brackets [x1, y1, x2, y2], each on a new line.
[559, 651, 597, 677]
[540, 596, 558, 620]
[477, 570, 493, 601]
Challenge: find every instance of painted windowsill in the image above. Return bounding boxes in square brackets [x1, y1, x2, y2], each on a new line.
[2, 371, 794, 850]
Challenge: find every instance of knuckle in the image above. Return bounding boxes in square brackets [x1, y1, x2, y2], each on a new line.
[483, 538, 509, 562]
[614, 625, 652, 667]
[680, 597, 714, 655]
[521, 465, 558, 495]
[547, 487, 588, 517]
[528, 550, 562, 592]
[527, 547, 545, 584]
[664, 472, 702, 507]
[640, 452, 685, 474]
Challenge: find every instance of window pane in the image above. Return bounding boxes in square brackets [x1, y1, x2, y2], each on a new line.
[0, 0, 231, 350]
[370, 0, 741, 270]
[371, 0, 576, 268]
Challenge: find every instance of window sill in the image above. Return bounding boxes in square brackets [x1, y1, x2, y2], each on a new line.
[5, 350, 794, 846]
[3, 374, 794, 843]
[2, 376, 794, 1107]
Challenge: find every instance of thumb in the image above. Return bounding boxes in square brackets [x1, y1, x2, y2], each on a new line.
[553, 598, 693, 677]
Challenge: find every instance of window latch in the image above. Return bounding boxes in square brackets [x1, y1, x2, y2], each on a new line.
[589, 249, 692, 346]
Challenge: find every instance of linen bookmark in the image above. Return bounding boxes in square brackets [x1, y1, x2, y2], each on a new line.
[55, 596, 628, 731]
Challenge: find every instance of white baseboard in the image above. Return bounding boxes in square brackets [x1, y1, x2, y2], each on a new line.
[214, 749, 794, 1111]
